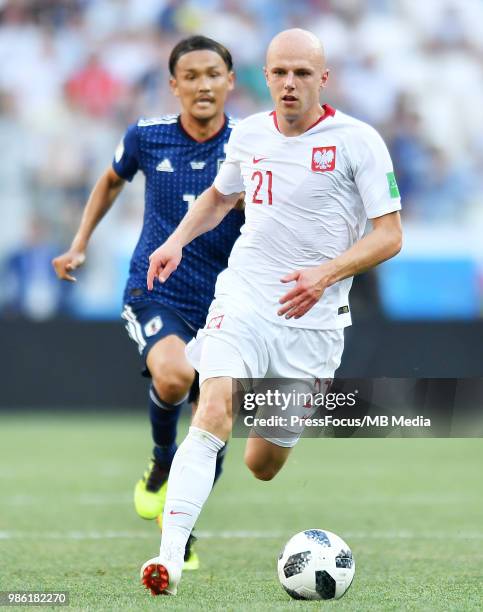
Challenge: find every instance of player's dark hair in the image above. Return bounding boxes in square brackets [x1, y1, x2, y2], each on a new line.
[169, 35, 233, 76]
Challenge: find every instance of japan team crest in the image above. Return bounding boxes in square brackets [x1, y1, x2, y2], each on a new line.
[311, 146, 336, 172]
[144, 316, 163, 337]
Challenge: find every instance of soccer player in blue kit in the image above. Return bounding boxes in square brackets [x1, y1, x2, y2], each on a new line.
[52, 36, 244, 569]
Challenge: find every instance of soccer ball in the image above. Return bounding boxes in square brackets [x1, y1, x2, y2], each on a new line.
[277, 529, 355, 601]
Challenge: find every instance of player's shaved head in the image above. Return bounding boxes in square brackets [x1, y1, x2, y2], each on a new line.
[264, 29, 329, 135]
[266, 29, 326, 72]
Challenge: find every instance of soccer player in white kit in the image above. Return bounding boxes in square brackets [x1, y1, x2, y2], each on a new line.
[141, 28, 402, 595]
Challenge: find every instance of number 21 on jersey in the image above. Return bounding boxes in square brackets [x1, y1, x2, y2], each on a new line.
[251, 170, 273, 205]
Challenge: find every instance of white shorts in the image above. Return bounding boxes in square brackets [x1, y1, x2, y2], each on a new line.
[186, 297, 345, 447]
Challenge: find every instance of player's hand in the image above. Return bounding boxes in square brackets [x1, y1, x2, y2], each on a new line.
[147, 239, 182, 290]
[278, 264, 335, 319]
[51, 249, 86, 282]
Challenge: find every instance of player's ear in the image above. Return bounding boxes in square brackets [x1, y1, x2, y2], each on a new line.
[227, 70, 235, 92]
[263, 66, 269, 86]
[320, 68, 330, 90]
[169, 76, 179, 98]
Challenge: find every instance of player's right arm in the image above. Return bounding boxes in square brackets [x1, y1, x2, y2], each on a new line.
[53, 123, 140, 282]
[147, 186, 242, 290]
[52, 167, 125, 281]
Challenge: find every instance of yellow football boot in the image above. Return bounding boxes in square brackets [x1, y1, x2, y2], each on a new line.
[134, 460, 168, 520]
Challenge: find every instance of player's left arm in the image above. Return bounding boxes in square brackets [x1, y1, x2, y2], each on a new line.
[278, 211, 402, 319]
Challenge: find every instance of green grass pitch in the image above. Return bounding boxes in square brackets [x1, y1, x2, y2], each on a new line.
[0, 413, 482, 611]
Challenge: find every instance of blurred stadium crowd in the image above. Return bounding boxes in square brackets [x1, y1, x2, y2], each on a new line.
[1, 0, 482, 320]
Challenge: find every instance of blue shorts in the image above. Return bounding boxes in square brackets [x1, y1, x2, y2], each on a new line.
[121, 301, 197, 377]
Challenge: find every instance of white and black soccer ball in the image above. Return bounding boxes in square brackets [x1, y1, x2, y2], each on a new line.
[277, 529, 355, 601]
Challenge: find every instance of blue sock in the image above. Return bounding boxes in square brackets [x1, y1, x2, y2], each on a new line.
[214, 443, 227, 484]
[149, 384, 185, 470]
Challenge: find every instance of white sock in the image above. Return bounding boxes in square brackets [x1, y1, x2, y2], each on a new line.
[159, 426, 225, 568]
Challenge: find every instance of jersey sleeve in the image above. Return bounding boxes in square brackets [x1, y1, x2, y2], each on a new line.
[352, 126, 401, 219]
[213, 127, 245, 195]
[112, 124, 140, 182]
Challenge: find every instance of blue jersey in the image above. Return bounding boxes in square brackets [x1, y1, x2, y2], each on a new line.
[113, 114, 244, 330]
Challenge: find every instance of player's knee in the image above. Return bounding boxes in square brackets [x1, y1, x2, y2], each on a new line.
[151, 367, 193, 405]
[194, 398, 231, 439]
[248, 463, 279, 481]
[244, 451, 280, 481]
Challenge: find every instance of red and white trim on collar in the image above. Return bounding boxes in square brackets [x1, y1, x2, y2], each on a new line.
[270, 104, 336, 134]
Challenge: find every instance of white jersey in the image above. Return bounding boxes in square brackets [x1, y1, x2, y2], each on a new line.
[213, 105, 401, 330]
